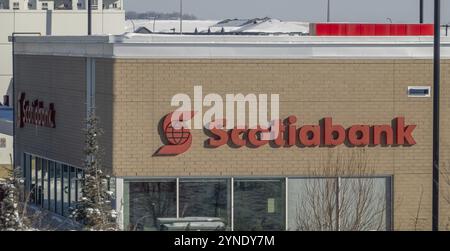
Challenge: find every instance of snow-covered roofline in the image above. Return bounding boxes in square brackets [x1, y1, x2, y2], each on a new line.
[12, 34, 450, 59]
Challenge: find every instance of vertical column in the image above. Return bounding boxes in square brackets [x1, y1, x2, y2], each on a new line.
[115, 178, 124, 230]
[230, 177, 234, 231]
[285, 177, 288, 231]
[176, 177, 180, 218]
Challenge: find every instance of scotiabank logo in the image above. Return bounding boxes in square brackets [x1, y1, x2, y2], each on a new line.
[155, 111, 196, 156]
[155, 112, 416, 156]
[18, 92, 56, 128]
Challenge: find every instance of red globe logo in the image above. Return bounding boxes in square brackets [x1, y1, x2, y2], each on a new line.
[155, 111, 195, 156]
[165, 121, 191, 145]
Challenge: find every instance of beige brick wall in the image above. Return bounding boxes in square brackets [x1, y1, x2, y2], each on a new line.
[15, 56, 450, 230]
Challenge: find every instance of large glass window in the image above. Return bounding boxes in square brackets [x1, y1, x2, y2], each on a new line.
[288, 178, 337, 231]
[234, 179, 285, 231]
[179, 179, 231, 230]
[338, 177, 391, 231]
[125, 180, 177, 231]
[287, 177, 392, 231]
[23, 153, 84, 217]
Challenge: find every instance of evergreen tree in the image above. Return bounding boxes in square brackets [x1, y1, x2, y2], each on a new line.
[69, 113, 118, 231]
[0, 169, 25, 231]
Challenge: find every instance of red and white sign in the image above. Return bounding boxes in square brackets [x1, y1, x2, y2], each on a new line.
[155, 112, 416, 156]
[18, 92, 56, 128]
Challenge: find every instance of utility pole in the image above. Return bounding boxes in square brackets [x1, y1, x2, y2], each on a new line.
[180, 0, 183, 34]
[88, 0, 92, 35]
[420, 0, 424, 23]
[432, 0, 440, 232]
[327, 0, 330, 22]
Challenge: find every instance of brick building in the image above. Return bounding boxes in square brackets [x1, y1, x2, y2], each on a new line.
[11, 34, 450, 231]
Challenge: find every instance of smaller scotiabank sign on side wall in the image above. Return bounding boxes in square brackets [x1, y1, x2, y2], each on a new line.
[18, 92, 56, 128]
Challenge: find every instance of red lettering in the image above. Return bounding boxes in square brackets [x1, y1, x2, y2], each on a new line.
[373, 125, 393, 145]
[348, 125, 370, 146]
[299, 125, 320, 146]
[324, 117, 345, 146]
[230, 128, 246, 147]
[208, 128, 228, 147]
[272, 120, 285, 147]
[287, 116, 297, 146]
[248, 127, 269, 147]
[396, 117, 416, 145]
[17, 93, 56, 128]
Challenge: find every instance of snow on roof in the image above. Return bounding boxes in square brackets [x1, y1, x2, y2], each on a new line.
[126, 18, 308, 35]
[125, 19, 218, 33]
[233, 19, 309, 34]
[13, 35, 450, 60]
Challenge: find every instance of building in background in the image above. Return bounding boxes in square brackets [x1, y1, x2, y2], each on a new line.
[11, 34, 450, 231]
[0, 0, 125, 166]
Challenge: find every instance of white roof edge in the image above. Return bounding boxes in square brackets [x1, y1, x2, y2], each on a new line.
[12, 34, 450, 59]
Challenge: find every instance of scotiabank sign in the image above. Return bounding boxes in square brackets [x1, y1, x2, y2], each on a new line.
[18, 93, 56, 128]
[155, 112, 416, 156]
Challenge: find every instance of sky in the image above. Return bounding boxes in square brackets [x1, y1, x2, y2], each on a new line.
[125, 0, 450, 24]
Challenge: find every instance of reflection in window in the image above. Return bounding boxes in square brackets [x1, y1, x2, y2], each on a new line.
[30, 156, 36, 204]
[23, 153, 84, 217]
[339, 177, 391, 231]
[234, 179, 285, 231]
[42, 159, 49, 210]
[70, 167, 77, 207]
[36, 158, 43, 206]
[126, 181, 177, 231]
[288, 178, 337, 231]
[77, 169, 84, 202]
[63, 165, 70, 216]
[55, 164, 62, 215]
[179, 179, 230, 230]
[49, 161, 55, 212]
[287, 177, 392, 231]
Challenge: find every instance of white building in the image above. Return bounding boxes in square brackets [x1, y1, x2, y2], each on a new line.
[0, 0, 125, 166]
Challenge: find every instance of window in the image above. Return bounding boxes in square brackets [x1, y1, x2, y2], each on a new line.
[287, 177, 392, 231]
[42, 159, 49, 210]
[233, 179, 285, 231]
[125, 180, 177, 231]
[179, 179, 230, 230]
[76, 169, 84, 202]
[338, 177, 391, 231]
[408, 86, 431, 97]
[49, 161, 55, 212]
[30, 156, 36, 204]
[42, 2, 48, 10]
[55, 164, 62, 215]
[113, 3, 118, 8]
[288, 178, 337, 231]
[70, 167, 77, 208]
[24, 153, 84, 216]
[13, 2, 19, 10]
[63, 165, 70, 216]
